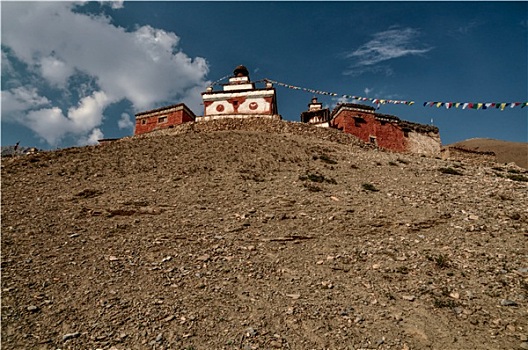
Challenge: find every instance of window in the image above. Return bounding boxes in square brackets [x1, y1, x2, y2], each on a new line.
[158, 116, 167, 124]
[369, 136, 377, 145]
[353, 116, 365, 128]
[141, 119, 147, 125]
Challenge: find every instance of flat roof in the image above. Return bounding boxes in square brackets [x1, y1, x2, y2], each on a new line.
[135, 103, 196, 118]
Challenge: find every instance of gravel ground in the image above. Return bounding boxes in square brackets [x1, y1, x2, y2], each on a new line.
[2, 119, 527, 350]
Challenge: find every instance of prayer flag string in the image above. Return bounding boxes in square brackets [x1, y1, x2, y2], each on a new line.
[265, 79, 415, 108]
[264, 78, 528, 111]
[209, 74, 232, 87]
[422, 101, 528, 111]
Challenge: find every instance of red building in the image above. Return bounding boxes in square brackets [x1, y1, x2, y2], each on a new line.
[131, 65, 440, 156]
[330, 103, 441, 155]
[134, 103, 196, 136]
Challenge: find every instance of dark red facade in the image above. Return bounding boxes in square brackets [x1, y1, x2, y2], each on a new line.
[134, 103, 196, 136]
[330, 103, 439, 153]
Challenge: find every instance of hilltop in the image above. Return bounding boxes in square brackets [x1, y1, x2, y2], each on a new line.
[446, 138, 528, 169]
[2, 118, 527, 350]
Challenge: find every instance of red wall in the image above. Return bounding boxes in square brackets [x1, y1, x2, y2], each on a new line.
[135, 109, 194, 136]
[331, 111, 407, 152]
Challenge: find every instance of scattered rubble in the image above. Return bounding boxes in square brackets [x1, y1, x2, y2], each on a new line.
[2, 119, 527, 349]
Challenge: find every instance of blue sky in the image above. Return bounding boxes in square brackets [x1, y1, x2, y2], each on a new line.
[2, 1, 527, 149]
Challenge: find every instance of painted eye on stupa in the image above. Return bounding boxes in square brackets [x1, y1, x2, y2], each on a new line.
[216, 104, 225, 112]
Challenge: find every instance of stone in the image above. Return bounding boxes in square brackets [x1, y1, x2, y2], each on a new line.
[270, 340, 282, 348]
[354, 316, 364, 324]
[196, 254, 210, 262]
[391, 312, 403, 321]
[519, 342, 528, 350]
[402, 295, 415, 302]
[27, 305, 39, 312]
[245, 327, 257, 337]
[449, 292, 460, 299]
[500, 299, 518, 306]
[321, 281, 333, 289]
[62, 332, 80, 341]
[163, 315, 175, 322]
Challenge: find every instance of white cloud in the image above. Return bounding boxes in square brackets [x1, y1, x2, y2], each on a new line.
[23, 91, 111, 146]
[344, 65, 394, 77]
[67, 91, 111, 132]
[1, 2, 210, 146]
[344, 27, 432, 75]
[450, 20, 482, 37]
[101, 1, 124, 9]
[79, 128, 104, 146]
[39, 56, 75, 87]
[1, 86, 51, 115]
[118, 113, 134, 129]
[332, 95, 360, 106]
[2, 50, 14, 75]
[24, 107, 70, 146]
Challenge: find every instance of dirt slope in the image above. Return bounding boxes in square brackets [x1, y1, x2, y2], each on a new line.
[447, 138, 528, 169]
[2, 119, 528, 350]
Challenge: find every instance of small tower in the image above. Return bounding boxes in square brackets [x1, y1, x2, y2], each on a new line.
[300, 97, 330, 127]
[198, 65, 281, 121]
[308, 97, 323, 111]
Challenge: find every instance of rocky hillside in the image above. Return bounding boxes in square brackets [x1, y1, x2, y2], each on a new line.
[446, 138, 528, 169]
[2, 118, 527, 350]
